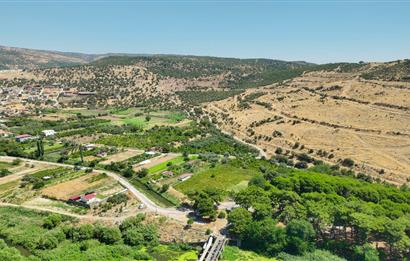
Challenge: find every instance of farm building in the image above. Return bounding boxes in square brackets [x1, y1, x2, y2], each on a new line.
[138, 159, 151, 166]
[84, 144, 97, 151]
[15, 134, 35, 142]
[178, 173, 193, 182]
[42, 129, 56, 137]
[69, 192, 101, 207]
[162, 171, 174, 177]
[69, 195, 81, 201]
[78, 91, 96, 96]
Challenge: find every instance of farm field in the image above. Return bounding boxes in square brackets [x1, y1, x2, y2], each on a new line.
[41, 172, 122, 200]
[0, 167, 85, 203]
[175, 163, 258, 195]
[133, 153, 180, 172]
[147, 155, 186, 174]
[99, 148, 144, 165]
[96, 125, 194, 150]
[0, 180, 19, 196]
[23, 142, 64, 154]
[103, 108, 189, 129]
[0, 160, 137, 217]
[0, 158, 54, 185]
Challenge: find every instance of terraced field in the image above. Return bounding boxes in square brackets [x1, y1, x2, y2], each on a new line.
[205, 66, 410, 185]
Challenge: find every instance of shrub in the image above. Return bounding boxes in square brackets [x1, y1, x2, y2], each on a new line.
[341, 158, 355, 168]
[295, 161, 308, 169]
[218, 211, 226, 219]
[94, 226, 122, 244]
[43, 214, 62, 229]
[0, 169, 11, 177]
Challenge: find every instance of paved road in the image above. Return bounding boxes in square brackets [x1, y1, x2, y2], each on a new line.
[0, 156, 189, 223]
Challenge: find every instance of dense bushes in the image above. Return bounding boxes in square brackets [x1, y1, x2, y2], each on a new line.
[227, 163, 410, 260]
[0, 139, 26, 157]
[0, 207, 166, 260]
[98, 121, 258, 156]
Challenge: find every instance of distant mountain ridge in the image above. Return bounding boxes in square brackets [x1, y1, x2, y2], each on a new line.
[0, 45, 105, 70]
[0, 45, 315, 71]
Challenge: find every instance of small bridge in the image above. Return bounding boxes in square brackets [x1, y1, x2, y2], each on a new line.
[198, 235, 228, 261]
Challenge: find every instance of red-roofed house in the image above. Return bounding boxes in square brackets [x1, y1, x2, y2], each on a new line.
[68, 192, 100, 207]
[69, 195, 81, 202]
[15, 134, 34, 142]
[80, 192, 100, 206]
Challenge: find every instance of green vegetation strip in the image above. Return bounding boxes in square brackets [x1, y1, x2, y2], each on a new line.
[129, 179, 175, 208]
[221, 246, 277, 261]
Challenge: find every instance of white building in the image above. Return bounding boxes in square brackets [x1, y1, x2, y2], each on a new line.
[42, 129, 56, 137]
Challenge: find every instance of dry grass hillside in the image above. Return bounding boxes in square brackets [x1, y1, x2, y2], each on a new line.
[0, 45, 100, 70]
[0, 55, 313, 107]
[204, 62, 410, 185]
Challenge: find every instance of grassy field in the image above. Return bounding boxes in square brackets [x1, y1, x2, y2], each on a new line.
[221, 246, 277, 261]
[0, 180, 19, 195]
[63, 108, 106, 117]
[121, 117, 146, 128]
[150, 245, 197, 261]
[111, 111, 189, 129]
[24, 142, 64, 154]
[148, 156, 186, 174]
[175, 164, 258, 194]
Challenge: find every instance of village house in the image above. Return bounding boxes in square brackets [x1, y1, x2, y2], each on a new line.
[69, 192, 101, 207]
[137, 159, 151, 166]
[162, 171, 174, 177]
[42, 129, 56, 137]
[178, 173, 193, 182]
[15, 134, 35, 142]
[84, 144, 97, 151]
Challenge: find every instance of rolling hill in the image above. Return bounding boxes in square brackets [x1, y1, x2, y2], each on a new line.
[0, 45, 104, 70]
[0, 46, 409, 184]
[203, 62, 410, 185]
[0, 49, 316, 107]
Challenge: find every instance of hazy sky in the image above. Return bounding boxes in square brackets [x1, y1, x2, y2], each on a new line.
[1, 0, 409, 63]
